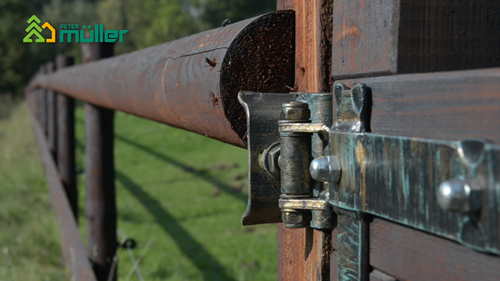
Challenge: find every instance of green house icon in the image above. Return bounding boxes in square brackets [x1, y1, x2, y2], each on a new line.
[23, 15, 45, 43]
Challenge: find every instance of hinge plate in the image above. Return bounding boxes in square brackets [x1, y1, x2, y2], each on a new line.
[238, 91, 299, 225]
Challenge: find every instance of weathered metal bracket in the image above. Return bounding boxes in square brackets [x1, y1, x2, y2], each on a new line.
[329, 132, 500, 254]
[238, 91, 299, 225]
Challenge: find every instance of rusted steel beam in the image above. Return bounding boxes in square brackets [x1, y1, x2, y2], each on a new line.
[82, 42, 117, 281]
[56, 55, 77, 220]
[29, 107, 97, 281]
[46, 61, 57, 161]
[28, 11, 295, 148]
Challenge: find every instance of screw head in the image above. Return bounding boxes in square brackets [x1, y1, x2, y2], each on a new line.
[310, 156, 342, 183]
[280, 102, 310, 120]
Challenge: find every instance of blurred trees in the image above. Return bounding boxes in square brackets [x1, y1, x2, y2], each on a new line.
[0, 0, 276, 96]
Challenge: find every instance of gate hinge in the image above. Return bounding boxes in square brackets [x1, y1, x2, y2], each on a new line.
[238, 84, 500, 256]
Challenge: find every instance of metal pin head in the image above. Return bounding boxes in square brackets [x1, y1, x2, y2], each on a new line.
[309, 156, 342, 183]
[437, 177, 482, 213]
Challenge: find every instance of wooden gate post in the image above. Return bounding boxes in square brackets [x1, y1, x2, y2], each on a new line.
[276, 1, 335, 281]
[81, 42, 117, 281]
[56, 55, 77, 220]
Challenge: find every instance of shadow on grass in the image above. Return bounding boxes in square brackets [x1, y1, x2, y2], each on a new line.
[114, 134, 247, 203]
[74, 118, 247, 203]
[75, 136, 247, 202]
[115, 170, 235, 281]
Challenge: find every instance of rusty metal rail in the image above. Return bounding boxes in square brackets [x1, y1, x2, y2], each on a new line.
[28, 11, 295, 148]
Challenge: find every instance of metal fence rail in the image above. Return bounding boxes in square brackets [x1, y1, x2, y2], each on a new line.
[27, 11, 295, 148]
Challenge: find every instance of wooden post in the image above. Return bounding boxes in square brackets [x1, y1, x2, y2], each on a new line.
[38, 65, 48, 136]
[82, 42, 116, 281]
[46, 61, 57, 161]
[56, 55, 77, 220]
[277, 1, 335, 281]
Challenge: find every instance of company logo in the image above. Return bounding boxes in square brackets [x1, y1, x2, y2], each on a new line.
[23, 15, 128, 43]
[23, 15, 55, 43]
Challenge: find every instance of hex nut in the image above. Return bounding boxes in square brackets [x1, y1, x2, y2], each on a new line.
[259, 142, 281, 179]
[282, 211, 311, 228]
[280, 102, 310, 120]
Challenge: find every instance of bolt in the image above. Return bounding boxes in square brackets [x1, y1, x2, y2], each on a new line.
[280, 102, 310, 120]
[310, 156, 342, 183]
[259, 142, 281, 179]
[282, 210, 311, 228]
[437, 177, 482, 213]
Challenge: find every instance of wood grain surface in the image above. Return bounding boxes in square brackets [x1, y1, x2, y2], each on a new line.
[278, 1, 335, 280]
[336, 68, 500, 144]
[371, 218, 500, 281]
[332, 0, 500, 79]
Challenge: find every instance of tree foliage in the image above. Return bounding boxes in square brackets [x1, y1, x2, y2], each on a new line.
[0, 0, 276, 96]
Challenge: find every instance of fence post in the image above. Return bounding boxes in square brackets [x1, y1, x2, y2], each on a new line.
[46, 61, 57, 161]
[81, 42, 117, 281]
[56, 55, 77, 220]
[38, 65, 47, 135]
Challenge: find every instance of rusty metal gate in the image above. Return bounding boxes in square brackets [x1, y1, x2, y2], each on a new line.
[26, 0, 500, 280]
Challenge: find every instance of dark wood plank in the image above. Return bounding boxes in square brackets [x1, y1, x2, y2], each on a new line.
[332, 0, 500, 79]
[370, 270, 397, 281]
[46, 61, 57, 161]
[82, 42, 117, 281]
[371, 218, 500, 281]
[336, 68, 500, 143]
[56, 55, 77, 221]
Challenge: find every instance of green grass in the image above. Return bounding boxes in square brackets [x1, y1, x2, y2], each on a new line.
[0, 101, 277, 280]
[0, 102, 66, 281]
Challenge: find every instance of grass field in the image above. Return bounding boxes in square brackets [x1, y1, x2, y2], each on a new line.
[0, 101, 278, 280]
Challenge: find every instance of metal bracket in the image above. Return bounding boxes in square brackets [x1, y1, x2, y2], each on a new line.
[238, 91, 299, 225]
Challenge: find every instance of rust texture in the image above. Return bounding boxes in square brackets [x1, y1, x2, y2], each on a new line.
[56, 55, 77, 221]
[29, 11, 295, 148]
[332, 0, 500, 80]
[82, 42, 117, 281]
[29, 107, 97, 281]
